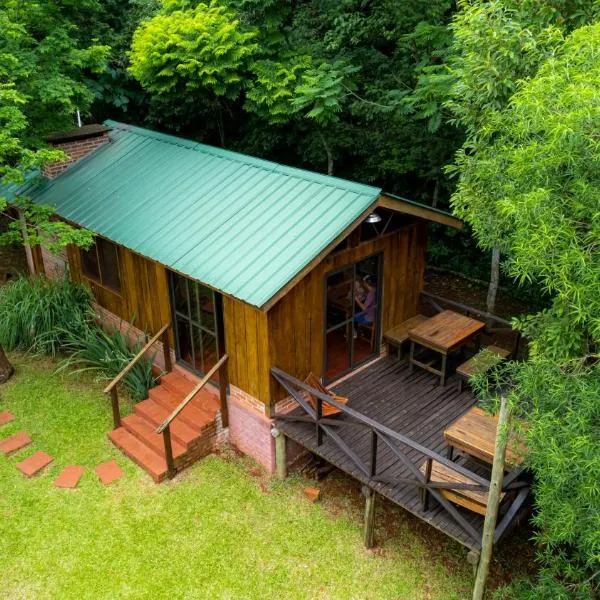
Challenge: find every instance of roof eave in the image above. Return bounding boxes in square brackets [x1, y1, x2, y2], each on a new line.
[378, 194, 463, 230]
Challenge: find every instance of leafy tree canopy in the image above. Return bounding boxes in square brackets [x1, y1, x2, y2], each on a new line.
[466, 24, 600, 598]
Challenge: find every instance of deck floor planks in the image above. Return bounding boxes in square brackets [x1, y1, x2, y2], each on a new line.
[275, 357, 488, 550]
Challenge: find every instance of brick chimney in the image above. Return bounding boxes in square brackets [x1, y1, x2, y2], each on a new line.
[43, 124, 111, 178]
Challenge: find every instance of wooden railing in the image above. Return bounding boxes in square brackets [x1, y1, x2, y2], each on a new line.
[104, 322, 172, 429]
[420, 291, 522, 358]
[156, 354, 229, 479]
[271, 367, 529, 548]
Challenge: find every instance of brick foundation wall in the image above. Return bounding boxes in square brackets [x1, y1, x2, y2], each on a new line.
[228, 385, 307, 473]
[41, 247, 68, 279]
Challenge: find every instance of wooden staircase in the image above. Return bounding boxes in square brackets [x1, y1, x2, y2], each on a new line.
[108, 370, 220, 482]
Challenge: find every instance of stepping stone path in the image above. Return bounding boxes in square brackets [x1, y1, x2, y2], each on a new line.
[0, 411, 14, 425]
[54, 465, 85, 489]
[16, 451, 53, 477]
[95, 460, 124, 485]
[1, 411, 124, 488]
[0, 431, 32, 455]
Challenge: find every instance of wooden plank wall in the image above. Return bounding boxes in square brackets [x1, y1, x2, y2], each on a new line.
[222, 297, 270, 404]
[267, 221, 428, 405]
[67, 244, 172, 336]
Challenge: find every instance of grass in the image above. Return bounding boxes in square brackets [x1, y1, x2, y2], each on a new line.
[0, 353, 533, 599]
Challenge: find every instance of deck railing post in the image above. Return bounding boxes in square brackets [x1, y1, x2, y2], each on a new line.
[162, 327, 172, 373]
[219, 357, 229, 428]
[110, 387, 121, 429]
[420, 458, 433, 511]
[316, 396, 323, 446]
[163, 425, 176, 479]
[370, 430, 378, 477]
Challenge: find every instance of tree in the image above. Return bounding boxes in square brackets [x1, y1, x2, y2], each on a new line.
[128, 0, 460, 189]
[458, 24, 600, 598]
[0, 1, 106, 381]
[408, 0, 600, 312]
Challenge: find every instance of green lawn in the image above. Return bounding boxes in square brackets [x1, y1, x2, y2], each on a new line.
[0, 353, 530, 599]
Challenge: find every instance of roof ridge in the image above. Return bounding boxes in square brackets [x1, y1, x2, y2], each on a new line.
[103, 120, 381, 196]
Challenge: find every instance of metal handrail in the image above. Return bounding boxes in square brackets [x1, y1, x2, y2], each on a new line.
[104, 322, 171, 394]
[156, 354, 228, 434]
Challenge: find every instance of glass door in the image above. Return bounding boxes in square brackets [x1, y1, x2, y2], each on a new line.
[324, 254, 382, 381]
[169, 271, 224, 381]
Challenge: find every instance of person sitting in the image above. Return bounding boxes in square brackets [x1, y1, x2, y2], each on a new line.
[354, 276, 376, 339]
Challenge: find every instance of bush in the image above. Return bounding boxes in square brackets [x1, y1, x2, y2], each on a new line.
[59, 325, 156, 401]
[0, 275, 93, 355]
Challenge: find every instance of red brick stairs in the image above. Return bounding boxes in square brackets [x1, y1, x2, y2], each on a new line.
[108, 370, 220, 483]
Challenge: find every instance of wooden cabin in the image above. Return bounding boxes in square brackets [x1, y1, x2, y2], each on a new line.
[3, 121, 460, 476]
[5, 122, 531, 559]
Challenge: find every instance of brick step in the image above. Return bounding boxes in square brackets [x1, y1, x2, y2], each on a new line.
[0, 431, 31, 455]
[149, 386, 216, 430]
[121, 413, 187, 460]
[160, 371, 196, 398]
[134, 399, 202, 448]
[108, 428, 168, 483]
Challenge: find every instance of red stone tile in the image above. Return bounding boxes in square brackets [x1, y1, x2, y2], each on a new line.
[95, 460, 124, 485]
[54, 465, 85, 489]
[16, 451, 53, 477]
[0, 411, 15, 426]
[0, 431, 31, 455]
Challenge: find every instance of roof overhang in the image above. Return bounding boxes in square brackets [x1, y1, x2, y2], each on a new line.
[377, 194, 463, 230]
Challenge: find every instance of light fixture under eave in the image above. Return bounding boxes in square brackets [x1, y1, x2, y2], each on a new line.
[365, 212, 382, 224]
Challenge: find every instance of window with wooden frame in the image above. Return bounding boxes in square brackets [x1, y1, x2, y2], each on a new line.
[80, 238, 121, 292]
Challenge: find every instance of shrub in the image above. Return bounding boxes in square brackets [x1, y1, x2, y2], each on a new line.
[0, 275, 93, 355]
[59, 325, 156, 401]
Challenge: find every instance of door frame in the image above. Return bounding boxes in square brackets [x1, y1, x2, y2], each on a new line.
[322, 252, 383, 383]
[167, 270, 225, 382]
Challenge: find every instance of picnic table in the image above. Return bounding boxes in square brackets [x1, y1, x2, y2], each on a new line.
[408, 310, 485, 386]
[444, 406, 526, 467]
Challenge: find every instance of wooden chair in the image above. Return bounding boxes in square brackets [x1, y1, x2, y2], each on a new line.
[304, 372, 348, 417]
[419, 460, 504, 515]
[456, 345, 511, 392]
[383, 314, 427, 360]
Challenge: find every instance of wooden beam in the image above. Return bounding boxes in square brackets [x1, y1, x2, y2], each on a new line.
[378, 195, 463, 230]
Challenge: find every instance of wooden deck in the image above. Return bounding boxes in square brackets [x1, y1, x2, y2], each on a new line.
[274, 357, 527, 551]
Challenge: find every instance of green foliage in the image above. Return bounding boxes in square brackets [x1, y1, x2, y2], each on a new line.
[59, 325, 156, 401]
[129, 1, 258, 100]
[455, 23, 600, 597]
[0, 275, 93, 356]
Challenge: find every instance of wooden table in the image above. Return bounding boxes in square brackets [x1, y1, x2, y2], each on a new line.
[408, 310, 485, 385]
[444, 406, 525, 467]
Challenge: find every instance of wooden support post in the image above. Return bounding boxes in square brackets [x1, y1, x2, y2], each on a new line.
[467, 550, 480, 576]
[163, 426, 176, 479]
[472, 397, 510, 600]
[219, 358, 229, 428]
[272, 428, 287, 480]
[110, 387, 121, 429]
[362, 485, 376, 549]
[162, 328, 172, 373]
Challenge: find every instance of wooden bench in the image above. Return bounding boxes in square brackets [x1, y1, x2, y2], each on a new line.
[383, 314, 427, 361]
[456, 345, 511, 392]
[419, 460, 504, 516]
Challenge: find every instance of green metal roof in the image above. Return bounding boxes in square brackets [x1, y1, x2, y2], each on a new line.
[12, 121, 381, 308]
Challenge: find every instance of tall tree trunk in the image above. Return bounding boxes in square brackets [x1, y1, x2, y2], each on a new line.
[432, 179, 440, 208]
[0, 344, 14, 384]
[317, 130, 334, 175]
[487, 246, 501, 315]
